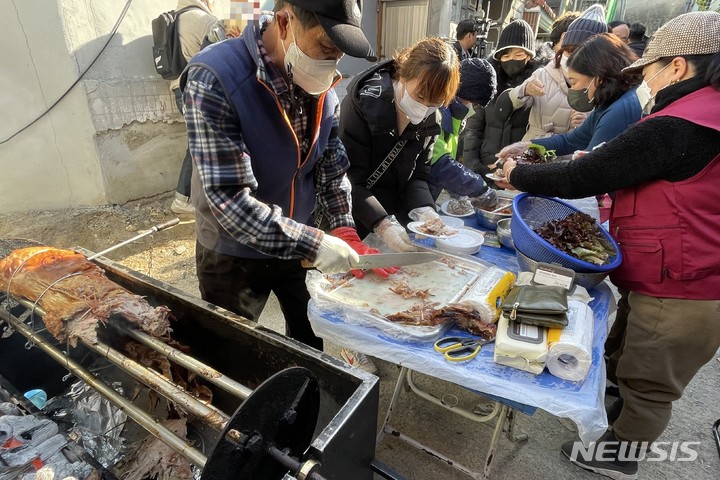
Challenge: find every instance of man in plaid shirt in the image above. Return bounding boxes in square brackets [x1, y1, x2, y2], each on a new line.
[180, 0, 389, 350]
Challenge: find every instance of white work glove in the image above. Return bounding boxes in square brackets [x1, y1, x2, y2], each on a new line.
[313, 234, 360, 274]
[470, 189, 498, 210]
[408, 206, 440, 223]
[374, 216, 418, 253]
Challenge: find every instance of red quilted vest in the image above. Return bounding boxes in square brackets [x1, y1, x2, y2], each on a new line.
[609, 86, 720, 299]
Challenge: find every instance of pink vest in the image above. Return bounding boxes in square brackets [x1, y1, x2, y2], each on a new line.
[609, 86, 720, 299]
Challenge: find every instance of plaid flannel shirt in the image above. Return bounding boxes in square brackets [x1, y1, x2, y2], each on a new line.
[183, 26, 354, 260]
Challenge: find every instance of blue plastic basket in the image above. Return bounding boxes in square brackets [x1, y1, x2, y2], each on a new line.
[510, 194, 622, 273]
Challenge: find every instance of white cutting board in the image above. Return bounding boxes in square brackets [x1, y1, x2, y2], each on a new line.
[324, 260, 484, 317]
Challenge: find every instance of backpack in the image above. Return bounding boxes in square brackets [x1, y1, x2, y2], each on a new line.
[151, 6, 202, 80]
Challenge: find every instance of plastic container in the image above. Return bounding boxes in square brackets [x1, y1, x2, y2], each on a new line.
[511, 194, 621, 273]
[435, 227, 485, 255]
[515, 249, 608, 290]
[438, 215, 465, 229]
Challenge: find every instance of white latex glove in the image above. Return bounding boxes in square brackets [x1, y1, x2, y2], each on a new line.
[496, 141, 531, 162]
[408, 206, 440, 223]
[470, 189, 498, 210]
[374, 216, 418, 253]
[313, 234, 360, 274]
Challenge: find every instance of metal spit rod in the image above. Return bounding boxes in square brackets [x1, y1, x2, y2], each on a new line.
[15, 297, 251, 400]
[81, 336, 230, 431]
[86, 218, 180, 261]
[111, 319, 252, 399]
[1, 296, 254, 464]
[0, 305, 209, 468]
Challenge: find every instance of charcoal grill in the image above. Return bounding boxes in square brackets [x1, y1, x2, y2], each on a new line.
[0, 239, 382, 479]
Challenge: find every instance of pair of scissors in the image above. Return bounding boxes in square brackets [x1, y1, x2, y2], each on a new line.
[433, 335, 494, 362]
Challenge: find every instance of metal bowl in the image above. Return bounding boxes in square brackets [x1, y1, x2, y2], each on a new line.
[496, 218, 514, 250]
[515, 249, 608, 290]
[474, 199, 512, 231]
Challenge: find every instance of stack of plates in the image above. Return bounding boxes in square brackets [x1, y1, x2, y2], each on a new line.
[435, 227, 485, 255]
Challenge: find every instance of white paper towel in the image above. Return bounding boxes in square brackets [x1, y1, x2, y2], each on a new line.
[546, 300, 594, 382]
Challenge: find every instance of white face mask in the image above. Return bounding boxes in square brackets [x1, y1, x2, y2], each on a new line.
[560, 54, 569, 77]
[281, 18, 338, 95]
[395, 80, 438, 124]
[638, 63, 672, 115]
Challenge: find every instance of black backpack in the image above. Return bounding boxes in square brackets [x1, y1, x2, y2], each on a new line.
[151, 5, 202, 80]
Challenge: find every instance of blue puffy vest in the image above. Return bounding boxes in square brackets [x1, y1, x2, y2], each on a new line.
[184, 25, 338, 258]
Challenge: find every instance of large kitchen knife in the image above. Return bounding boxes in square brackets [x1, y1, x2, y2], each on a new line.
[352, 251, 438, 269]
[302, 251, 438, 270]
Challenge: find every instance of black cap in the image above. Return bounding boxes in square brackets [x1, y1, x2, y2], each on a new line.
[286, 0, 377, 61]
[457, 58, 497, 107]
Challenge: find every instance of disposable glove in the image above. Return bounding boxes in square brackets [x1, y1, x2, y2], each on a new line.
[374, 216, 417, 253]
[469, 189, 498, 210]
[331, 226, 399, 279]
[496, 141, 531, 163]
[313, 234, 360, 274]
[408, 206, 440, 223]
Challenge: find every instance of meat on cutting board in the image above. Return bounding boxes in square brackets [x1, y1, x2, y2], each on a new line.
[0, 246, 172, 346]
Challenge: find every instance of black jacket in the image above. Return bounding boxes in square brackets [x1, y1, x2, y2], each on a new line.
[462, 57, 541, 182]
[339, 60, 440, 235]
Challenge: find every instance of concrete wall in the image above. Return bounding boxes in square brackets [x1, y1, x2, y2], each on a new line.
[338, 0, 378, 77]
[1, 0, 186, 214]
[0, 0, 387, 214]
[621, 0, 691, 35]
[1, 0, 107, 213]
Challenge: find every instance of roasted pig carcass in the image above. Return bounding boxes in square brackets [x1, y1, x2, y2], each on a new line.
[0, 247, 172, 346]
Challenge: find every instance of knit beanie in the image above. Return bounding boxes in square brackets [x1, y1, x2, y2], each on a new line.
[561, 4, 608, 48]
[492, 20, 535, 60]
[457, 58, 497, 107]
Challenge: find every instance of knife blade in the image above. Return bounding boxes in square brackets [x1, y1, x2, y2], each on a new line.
[352, 252, 438, 269]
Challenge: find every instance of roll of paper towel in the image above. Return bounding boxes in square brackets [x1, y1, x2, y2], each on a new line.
[457, 266, 516, 323]
[546, 300, 594, 382]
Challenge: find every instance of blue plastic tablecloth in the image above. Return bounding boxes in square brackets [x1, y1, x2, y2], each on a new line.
[308, 215, 611, 444]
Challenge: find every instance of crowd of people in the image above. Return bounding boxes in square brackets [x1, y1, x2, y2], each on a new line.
[166, 1, 720, 478]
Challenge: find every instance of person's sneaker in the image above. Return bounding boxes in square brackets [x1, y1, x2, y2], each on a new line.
[606, 397, 624, 425]
[340, 347, 378, 375]
[171, 197, 195, 215]
[561, 430, 639, 480]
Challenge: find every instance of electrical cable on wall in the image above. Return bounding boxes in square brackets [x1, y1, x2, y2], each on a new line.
[0, 0, 134, 145]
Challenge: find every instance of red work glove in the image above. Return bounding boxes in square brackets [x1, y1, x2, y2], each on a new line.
[331, 227, 399, 279]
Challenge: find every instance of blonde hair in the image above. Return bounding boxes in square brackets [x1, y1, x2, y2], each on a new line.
[394, 38, 460, 106]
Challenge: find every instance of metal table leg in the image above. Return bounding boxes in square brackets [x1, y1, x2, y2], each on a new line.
[377, 367, 529, 480]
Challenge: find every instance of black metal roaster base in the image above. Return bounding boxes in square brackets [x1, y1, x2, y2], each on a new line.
[201, 366, 321, 480]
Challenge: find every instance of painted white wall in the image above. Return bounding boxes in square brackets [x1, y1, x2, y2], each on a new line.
[1, 0, 106, 213]
[0, 0, 185, 214]
[0, 0, 384, 214]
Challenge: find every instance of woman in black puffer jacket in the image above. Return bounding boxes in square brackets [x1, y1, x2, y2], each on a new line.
[462, 20, 542, 185]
